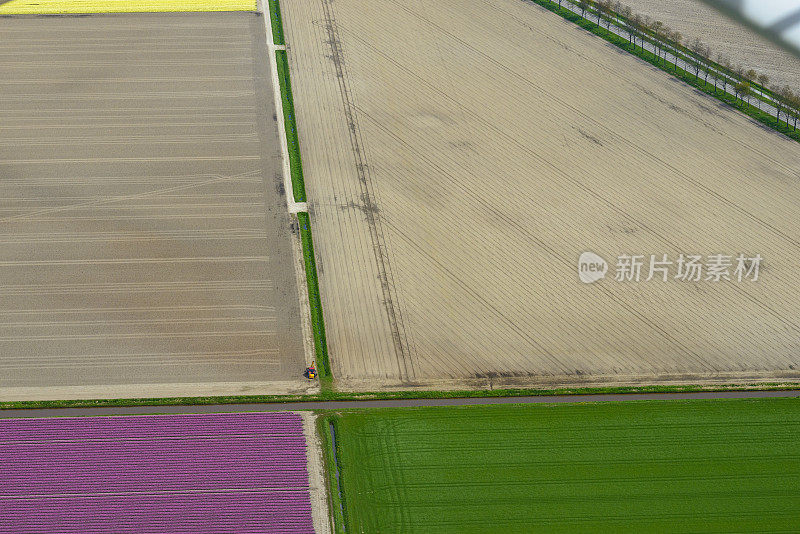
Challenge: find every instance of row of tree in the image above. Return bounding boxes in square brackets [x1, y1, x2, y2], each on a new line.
[562, 0, 800, 131]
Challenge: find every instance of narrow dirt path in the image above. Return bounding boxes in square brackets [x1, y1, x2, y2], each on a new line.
[2, 389, 798, 418]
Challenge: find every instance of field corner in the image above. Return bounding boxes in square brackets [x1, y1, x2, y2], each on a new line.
[527, 0, 800, 143]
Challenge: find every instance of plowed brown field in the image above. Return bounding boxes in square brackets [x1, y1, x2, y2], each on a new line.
[283, 0, 800, 390]
[0, 13, 311, 401]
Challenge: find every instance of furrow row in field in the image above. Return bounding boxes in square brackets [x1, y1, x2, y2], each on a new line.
[283, 0, 800, 388]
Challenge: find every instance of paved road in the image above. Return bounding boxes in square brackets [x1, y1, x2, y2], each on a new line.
[2, 389, 798, 418]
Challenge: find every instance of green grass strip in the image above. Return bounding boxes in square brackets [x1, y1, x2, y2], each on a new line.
[267, 0, 284, 45]
[529, 0, 800, 143]
[298, 212, 331, 383]
[275, 49, 307, 202]
[317, 415, 349, 533]
[3, 382, 798, 410]
[267, 3, 330, 386]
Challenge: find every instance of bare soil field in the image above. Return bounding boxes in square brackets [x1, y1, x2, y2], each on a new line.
[283, 0, 800, 390]
[0, 13, 310, 400]
[623, 0, 800, 90]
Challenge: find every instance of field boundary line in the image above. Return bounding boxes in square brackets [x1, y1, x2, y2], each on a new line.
[301, 412, 335, 534]
[262, 0, 331, 384]
[3, 383, 799, 411]
[317, 415, 348, 533]
[258, 0, 301, 211]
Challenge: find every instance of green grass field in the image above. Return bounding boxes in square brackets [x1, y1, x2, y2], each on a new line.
[328, 398, 800, 533]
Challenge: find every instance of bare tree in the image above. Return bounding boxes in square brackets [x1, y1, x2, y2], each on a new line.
[631, 14, 645, 50]
[619, 6, 634, 47]
[790, 93, 800, 130]
[698, 44, 712, 85]
[670, 30, 682, 72]
[743, 82, 752, 107]
[689, 38, 704, 80]
[780, 90, 797, 130]
[775, 85, 794, 128]
[718, 55, 731, 96]
[743, 69, 759, 108]
[594, 0, 604, 27]
[755, 73, 769, 109]
[734, 80, 750, 106]
[733, 66, 746, 96]
[578, 0, 590, 19]
[712, 54, 725, 93]
[650, 20, 664, 63]
[659, 25, 672, 65]
[598, 0, 613, 30]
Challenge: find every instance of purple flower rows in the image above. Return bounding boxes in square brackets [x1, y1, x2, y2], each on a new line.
[0, 413, 315, 533]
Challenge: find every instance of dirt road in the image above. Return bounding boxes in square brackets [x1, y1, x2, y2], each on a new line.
[1, 389, 798, 418]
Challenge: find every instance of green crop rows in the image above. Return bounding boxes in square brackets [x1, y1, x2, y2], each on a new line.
[327, 398, 800, 533]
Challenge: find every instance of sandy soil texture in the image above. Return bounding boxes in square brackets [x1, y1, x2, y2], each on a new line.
[0, 13, 310, 399]
[282, 0, 800, 390]
[623, 0, 800, 90]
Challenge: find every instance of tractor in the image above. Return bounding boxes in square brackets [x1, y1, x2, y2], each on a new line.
[303, 362, 316, 380]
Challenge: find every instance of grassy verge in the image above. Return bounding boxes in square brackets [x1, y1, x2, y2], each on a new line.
[268, 3, 330, 387]
[267, 0, 284, 45]
[3, 382, 798, 410]
[330, 398, 800, 532]
[275, 49, 307, 202]
[530, 0, 800, 142]
[317, 415, 348, 533]
[298, 212, 331, 386]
